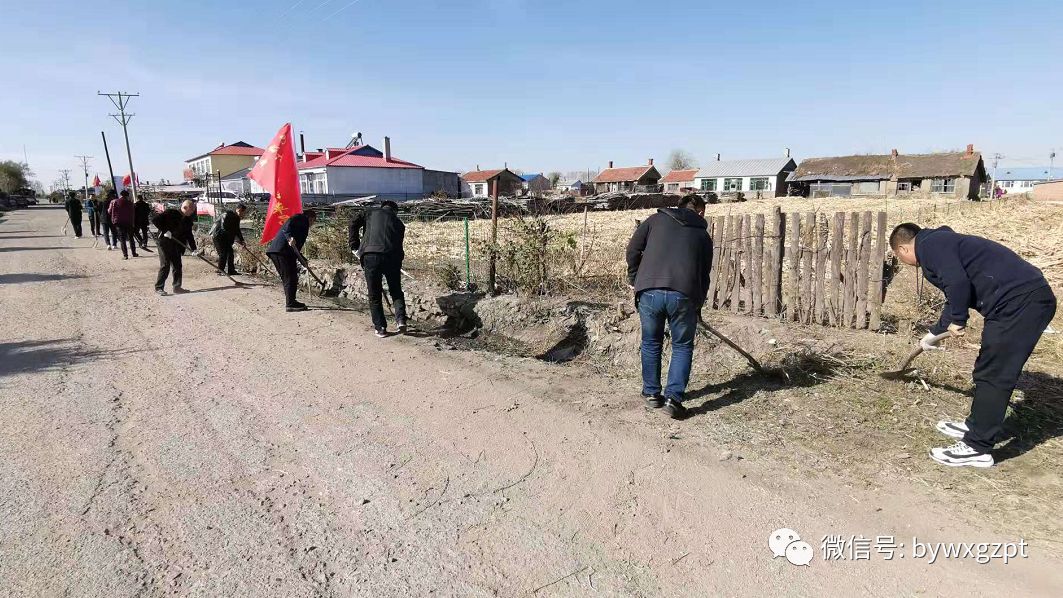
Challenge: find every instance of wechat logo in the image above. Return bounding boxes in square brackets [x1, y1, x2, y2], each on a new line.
[769, 528, 814, 566]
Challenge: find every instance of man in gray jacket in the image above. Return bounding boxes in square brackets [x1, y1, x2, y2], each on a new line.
[349, 201, 407, 337]
[625, 195, 713, 419]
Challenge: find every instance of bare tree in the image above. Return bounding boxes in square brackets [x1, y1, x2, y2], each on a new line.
[547, 171, 562, 186]
[667, 149, 697, 171]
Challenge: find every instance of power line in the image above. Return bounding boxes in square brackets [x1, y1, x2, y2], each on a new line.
[75, 155, 93, 201]
[98, 91, 141, 201]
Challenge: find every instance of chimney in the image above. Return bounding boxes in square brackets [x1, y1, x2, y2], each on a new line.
[716, 153, 721, 161]
[383, 136, 392, 162]
[966, 143, 974, 156]
[648, 158, 654, 166]
[785, 147, 791, 158]
[476, 164, 480, 171]
[891, 148, 899, 157]
[608, 160, 614, 169]
[299, 132, 305, 155]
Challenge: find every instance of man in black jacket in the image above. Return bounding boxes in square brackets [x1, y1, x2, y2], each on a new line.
[891, 223, 1056, 468]
[349, 201, 408, 337]
[265, 209, 317, 312]
[151, 200, 198, 295]
[101, 189, 118, 250]
[625, 195, 713, 419]
[64, 191, 83, 238]
[133, 195, 152, 251]
[211, 203, 247, 276]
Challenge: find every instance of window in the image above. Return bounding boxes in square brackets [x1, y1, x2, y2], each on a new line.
[667, 183, 679, 191]
[931, 178, 956, 193]
[699, 178, 716, 191]
[723, 177, 742, 192]
[749, 177, 769, 191]
[897, 181, 912, 192]
[473, 184, 485, 195]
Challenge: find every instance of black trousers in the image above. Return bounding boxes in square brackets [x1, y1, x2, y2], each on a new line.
[135, 223, 150, 248]
[101, 220, 116, 246]
[87, 212, 99, 236]
[69, 213, 83, 237]
[965, 286, 1057, 452]
[155, 238, 184, 291]
[362, 252, 407, 331]
[116, 225, 138, 257]
[268, 252, 300, 307]
[213, 237, 236, 274]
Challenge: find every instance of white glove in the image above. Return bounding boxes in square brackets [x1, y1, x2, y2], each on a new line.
[162, 231, 173, 239]
[920, 332, 944, 352]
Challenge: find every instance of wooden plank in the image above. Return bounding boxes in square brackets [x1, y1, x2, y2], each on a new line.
[706, 216, 722, 308]
[767, 207, 784, 317]
[814, 212, 828, 325]
[787, 212, 801, 321]
[829, 212, 844, 326]
[730, 215, 742, 313]
[855, 211, 873, 329]
[752, 214, 765, 316]
[869, 211, 887, 330]
[717, 215, 733, 310]
[800, 212, 815, 323]
[843, 211, 859, 327]
[741, 214, 753, 314]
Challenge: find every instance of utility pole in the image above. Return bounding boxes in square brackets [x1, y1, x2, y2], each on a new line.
[990, 153, 1002, 200]
[75, 155, 93, 201]
[98, 91, 141, 202]
[1051, 149, 1057, 181]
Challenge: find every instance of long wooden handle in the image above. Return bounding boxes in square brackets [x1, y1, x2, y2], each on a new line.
[897, 331, 953, 371]
[698, 316, 765, 374]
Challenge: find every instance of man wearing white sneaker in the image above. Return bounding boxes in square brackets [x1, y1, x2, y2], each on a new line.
[891, 223, 1056, 468]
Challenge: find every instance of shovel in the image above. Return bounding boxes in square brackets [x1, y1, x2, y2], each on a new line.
[167, 235, 244, 286]
[288, 237, 327, 296]
[879, 331, 952, 380]
[698, 316, 766, 374]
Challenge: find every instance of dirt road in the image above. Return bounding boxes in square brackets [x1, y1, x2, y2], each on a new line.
[2, 206, 1060, 597]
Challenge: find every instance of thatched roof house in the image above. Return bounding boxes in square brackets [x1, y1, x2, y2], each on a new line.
[792, 145, 986, 199]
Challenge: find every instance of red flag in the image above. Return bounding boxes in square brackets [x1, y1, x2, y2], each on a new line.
[92, 174, 101, 187]
[248, 122, 302, 245]
[122, 173, 138, 186]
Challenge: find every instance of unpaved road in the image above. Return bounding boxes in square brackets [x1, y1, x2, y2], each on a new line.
[2, 206, 1060, 597]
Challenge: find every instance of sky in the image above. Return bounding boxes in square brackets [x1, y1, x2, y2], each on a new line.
[2, 0, 1062, 189]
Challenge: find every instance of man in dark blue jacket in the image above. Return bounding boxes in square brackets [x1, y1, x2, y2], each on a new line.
[265, 209, 317, 312]
[626, 195, 713, 419]
[349, 201, 407, 337]
[891, 223, 1056, 468]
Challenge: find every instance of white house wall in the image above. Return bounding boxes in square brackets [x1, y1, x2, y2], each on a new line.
[324, 167, 423, 195]
[693, 176, 779, 194]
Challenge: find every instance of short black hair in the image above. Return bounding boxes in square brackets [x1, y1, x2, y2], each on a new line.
[381, 200, 399, 210]
[235, 203, 248, 211]
[107, 189, 117, 199]
[889, 223, 921, 250]
[303, 209, 318, 219]
[120, 189, 130, 197]
[678, 195, 706, 212]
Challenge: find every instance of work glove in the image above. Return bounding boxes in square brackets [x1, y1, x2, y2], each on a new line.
[947, 323, 966, 337]
[920, 332, 945, 352]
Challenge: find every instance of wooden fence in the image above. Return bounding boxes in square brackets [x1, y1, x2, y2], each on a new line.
[705, 207, 890, 330]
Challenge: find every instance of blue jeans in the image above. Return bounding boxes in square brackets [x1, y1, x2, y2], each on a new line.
[638, 289, 697, 401]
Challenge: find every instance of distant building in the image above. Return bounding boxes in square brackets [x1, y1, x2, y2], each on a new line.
[592, 159, 662, 194]
[461, 168, 525, 198]
[556, 179, 591, 196]
[660, 169, 698, 193]
[220, 167, 267, 198]
[520, 173, 552, 196]
[295, 137, 459, 201]
[791, 146, 986, 200]
[694, 157, 796, 198]
[993, 167, 1059, 195]
[184, 142, 264, 180]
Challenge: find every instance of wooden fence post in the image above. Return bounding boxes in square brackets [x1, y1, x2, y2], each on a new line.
[717, 214, 733, 310]
[855, 211, 873, 329]
[814, 212, 828, 325]
[741, 214, 753, 314]
[799, 213, 814, 323]
[752, 213, 765, 316]
[768, 207, 784, 318]
[829, 212, 844, 326]
[730, 215, 742, 314]
[787, 212, 801, 321]
[869, 211, 887, 331]
[707, 216, 722, 308]
[842, 212, 858, 327]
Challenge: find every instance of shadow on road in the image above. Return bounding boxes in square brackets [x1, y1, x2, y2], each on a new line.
[0, 339, 141, 379]
[0, 273, 87, 284]
[0, 235, 64, 240]
[0, 246, 87, 252]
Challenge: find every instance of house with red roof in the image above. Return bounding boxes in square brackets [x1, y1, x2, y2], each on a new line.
[295, 137, 460, 201]
[592, 159, 663, 194]
[184, 142, 265, 181]
[460, 167, 525, 198]
[660, 169, 698, 194]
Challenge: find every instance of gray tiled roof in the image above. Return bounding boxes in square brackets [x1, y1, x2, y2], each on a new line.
[695, 158, 796, 178]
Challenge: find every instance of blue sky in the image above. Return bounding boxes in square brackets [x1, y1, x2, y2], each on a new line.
[2, 0, 1061, 188]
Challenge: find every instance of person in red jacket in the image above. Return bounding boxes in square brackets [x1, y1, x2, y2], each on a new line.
[107, 189, 138, 259]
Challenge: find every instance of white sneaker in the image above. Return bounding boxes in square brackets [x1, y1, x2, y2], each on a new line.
[935, 420, 969, 439]
[929, 441, 994, 468]
[107, 246, 113, 251]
